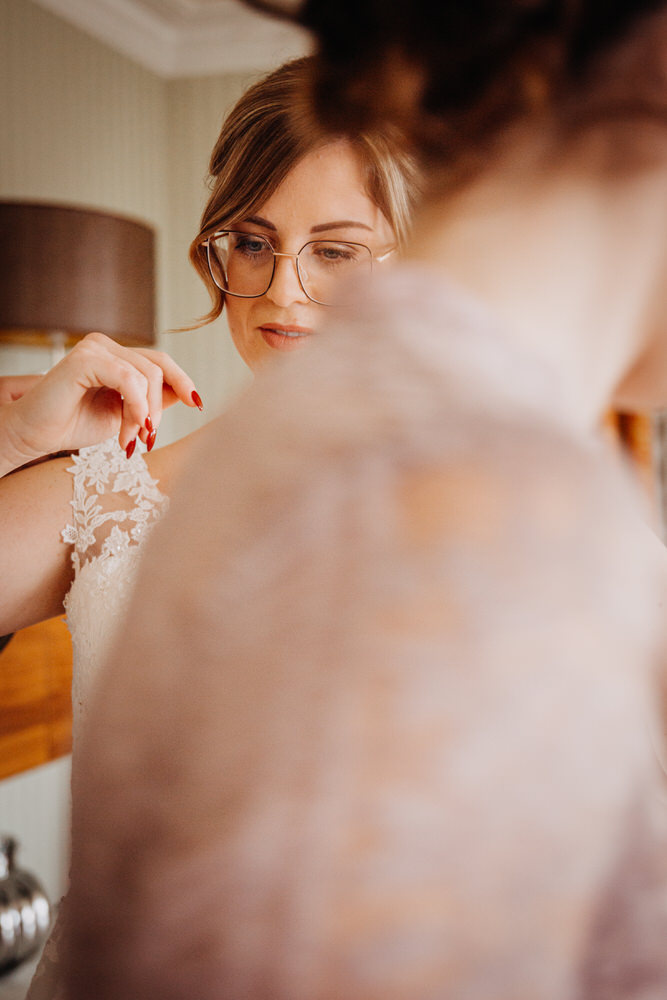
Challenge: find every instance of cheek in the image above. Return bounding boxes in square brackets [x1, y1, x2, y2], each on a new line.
[225, 298, 267, 372]
[225, 296, 244, 335]
[225, 298, 250, 349]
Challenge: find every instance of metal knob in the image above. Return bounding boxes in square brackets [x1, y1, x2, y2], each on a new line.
[0, 836, 51, 972]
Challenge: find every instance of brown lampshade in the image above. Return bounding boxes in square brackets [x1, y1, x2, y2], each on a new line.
[0, 201, 156, 348]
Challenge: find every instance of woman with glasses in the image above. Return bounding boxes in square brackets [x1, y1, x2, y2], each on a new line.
[1, 56, 415, 1000]
[0, 57, 412, 483]
[189, 57, 409, 370]
[0, 54, 414, 637]
[64, 2, 667, 998]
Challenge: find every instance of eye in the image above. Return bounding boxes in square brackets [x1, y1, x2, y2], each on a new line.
[232, 234, 272, 259]
[311, 242, 361, 265]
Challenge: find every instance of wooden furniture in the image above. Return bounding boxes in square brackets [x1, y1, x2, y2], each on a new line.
[0, 618, 72, 781]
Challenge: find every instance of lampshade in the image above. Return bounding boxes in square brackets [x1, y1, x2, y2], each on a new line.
[0, 201, 156, 350]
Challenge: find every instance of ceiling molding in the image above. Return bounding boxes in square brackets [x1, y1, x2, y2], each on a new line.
[32, 0, 311, 76]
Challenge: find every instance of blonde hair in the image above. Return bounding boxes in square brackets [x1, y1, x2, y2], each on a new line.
[189, 57, 419, 326]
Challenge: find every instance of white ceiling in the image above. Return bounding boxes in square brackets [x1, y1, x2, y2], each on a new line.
[32, 0, 311, 76]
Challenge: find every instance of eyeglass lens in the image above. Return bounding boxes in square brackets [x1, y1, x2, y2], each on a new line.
[207, 232, 373, 305]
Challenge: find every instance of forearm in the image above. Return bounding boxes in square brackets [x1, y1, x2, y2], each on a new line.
[0, 456, 74, 632]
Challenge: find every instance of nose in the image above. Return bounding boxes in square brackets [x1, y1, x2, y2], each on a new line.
[265, 252, 309, 307]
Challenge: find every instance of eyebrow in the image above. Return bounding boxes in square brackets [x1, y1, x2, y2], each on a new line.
[242, 215, 374, 235]
[311, 220, 374, 234]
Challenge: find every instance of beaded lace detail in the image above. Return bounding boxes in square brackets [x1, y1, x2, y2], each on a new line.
[62, 436, 166, 575]
[61, 437, 168, 738]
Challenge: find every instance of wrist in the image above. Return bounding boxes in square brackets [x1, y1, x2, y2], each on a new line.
[0, 403, 46, 477]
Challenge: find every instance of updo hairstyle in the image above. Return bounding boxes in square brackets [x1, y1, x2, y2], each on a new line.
[247, 1, 667, 183]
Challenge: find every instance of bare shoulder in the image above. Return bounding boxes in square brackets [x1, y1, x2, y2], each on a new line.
[398, 427, 631, 548]
[393, 424, 652, 634]
[144, 425, 211, 497]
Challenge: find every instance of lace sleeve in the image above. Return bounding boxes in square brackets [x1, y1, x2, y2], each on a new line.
[61, 437, 168, 578]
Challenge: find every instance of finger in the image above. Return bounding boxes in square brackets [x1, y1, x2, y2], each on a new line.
[61, 334, 203, 450]
[68, 336, 164, 447]
[80, 336, 203, 435]
[61, 340, 152, 449]
[110, 366, 151, 450]
[84, 335, 164, 426]
[74, 334, 201, 414]
[124, 355, 164, 446]
[133, 349, 202, 412]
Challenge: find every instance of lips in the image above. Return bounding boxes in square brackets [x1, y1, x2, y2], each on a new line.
[259, 323, 313, 352]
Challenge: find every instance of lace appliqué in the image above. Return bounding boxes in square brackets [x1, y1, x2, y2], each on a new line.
[61, 437, 168, 583]
[60, 438, 168, 738]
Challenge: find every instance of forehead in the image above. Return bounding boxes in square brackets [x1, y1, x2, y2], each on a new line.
[250, 139, 387, 234]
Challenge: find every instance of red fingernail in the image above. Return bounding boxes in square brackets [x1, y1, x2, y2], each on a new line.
[147, 429, 157, 452]
[145, 415, 153, 432]
[125, 438, 137, 460]
[191, 390, 203, 411]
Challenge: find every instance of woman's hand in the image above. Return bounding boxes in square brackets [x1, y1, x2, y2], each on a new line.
[0, 332, 203, 476]
[0, 374, 43, 404]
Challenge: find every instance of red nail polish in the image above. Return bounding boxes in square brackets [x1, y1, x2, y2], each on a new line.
[125, 438, 136, 460]
[147, 428, 157, 452]
[145, 415, 153, 432]
[191, 390, 203, 411]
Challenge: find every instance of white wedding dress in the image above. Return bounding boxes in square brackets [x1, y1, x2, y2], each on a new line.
[25, 438, 168, 1000]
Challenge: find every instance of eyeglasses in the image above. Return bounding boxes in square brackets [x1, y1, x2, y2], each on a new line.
[204, 231, 394, 307]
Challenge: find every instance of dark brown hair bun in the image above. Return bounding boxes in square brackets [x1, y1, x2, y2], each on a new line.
[293, 0, 666, 163]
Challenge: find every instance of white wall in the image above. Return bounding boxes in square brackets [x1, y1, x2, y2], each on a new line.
[0, 759, 71, 902]
[159, 72, 256, 444]
[0, 0, 263, 904]
[0, 0, 168, 378]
